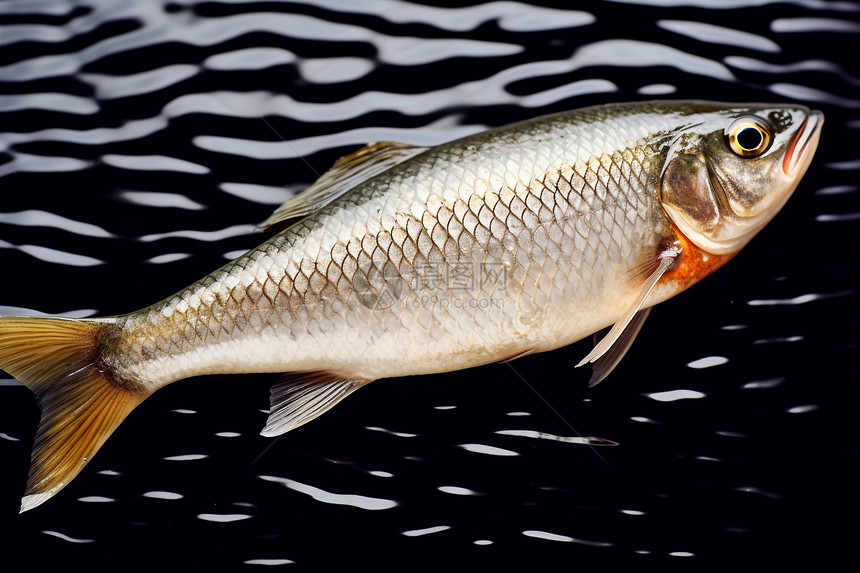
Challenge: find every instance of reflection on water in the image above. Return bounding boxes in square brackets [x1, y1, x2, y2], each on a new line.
[259, 475, 399, 510]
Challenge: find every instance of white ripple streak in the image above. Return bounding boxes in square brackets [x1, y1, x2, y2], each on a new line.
[647, 390, 707, 402]
[143, 491, 184, 500]
[748, 291, 853, 305]
[259, 475, 398, 510]
[197, 513, 253, 523]
[42, 530, 95, 544]
[523, 530, 612, 546]
[0, 118, 168, 152]
[0, 93, 97, 114]
[284, 0, 595, 32]
[459, 443, 519, 456]
[139, 224, 256, 243]
[244, 559, 296, 566]
[658, 19, 780, 52]
[496, 429, 617, 446]
[402, 525, 452, 537]
[0, 8, 519, 82]
[81, 64, 199, 100]
[102, 154, 210, 174]
[0, 211, 113, 238]
[0, 154, 89, 178]
[769, 83, 860, 108]
[0, 240, 104, 266]
[118, 191, 206, 210]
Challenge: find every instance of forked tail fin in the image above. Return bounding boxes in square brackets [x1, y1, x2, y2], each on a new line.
[0, 316, 148, 512]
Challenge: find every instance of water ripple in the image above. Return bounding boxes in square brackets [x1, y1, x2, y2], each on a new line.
[118, 191, 207, 211]
[496, 429, 617, 446]
[438, 486, 481, 496]
[102, 154, 210, 174]
[78, 496, 114, 503]
[523, 530, 612, 546]
[163, 454, 208, 461]
[0, 93, 98, 114]
[142, 491, 184, 500]
[0, 211, 113, 238]
[647, 390, 707, 402]
[459, 443, 519, 456]
[772, 17, 860, 33]
[365, 426, 418, 438]
[197, 513, 253, 523]
[787, 404, 819, 414]
[570, 39, 734, 80]
[0, 240, 104, 266]
[686, 356, 729, 369]
[742, 378, 785, 389]
[606, 0, 859, 10]
[139, 224, 256, 243]
[288, 0, 595, 32]
[658, 19, 780, 52]
[0, 154, 89, 178]
[732, 486, 783, 500]
[725, 56, 860, 84]
[220, 183, 295, 205]
[81, 65, 200, 100]
[0, 118, 169, 151]
[747, 291, 854, 305]
[259, 475, 398, 510]
[42, 531, 95, 544]
[402, 525, 451, 537]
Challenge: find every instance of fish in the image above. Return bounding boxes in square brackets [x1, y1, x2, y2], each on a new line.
[0, 100, 822, 512]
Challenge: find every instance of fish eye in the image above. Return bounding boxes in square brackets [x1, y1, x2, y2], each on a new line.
[726, 117, 772, 158]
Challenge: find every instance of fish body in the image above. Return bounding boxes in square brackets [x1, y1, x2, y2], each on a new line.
[0, 100, 822, 511]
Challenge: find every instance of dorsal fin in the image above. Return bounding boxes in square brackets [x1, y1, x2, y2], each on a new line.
[260, 141, 429, 229]
[261, 371, 371, 437]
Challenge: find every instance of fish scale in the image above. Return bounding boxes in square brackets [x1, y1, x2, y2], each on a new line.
[110, 114, 663, 389]
[0, 100, 822, 511]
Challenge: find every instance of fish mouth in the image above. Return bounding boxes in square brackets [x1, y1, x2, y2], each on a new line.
[783, 110, 824, 176]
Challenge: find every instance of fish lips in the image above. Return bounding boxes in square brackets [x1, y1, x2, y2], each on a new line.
[783, 110, 824, 176]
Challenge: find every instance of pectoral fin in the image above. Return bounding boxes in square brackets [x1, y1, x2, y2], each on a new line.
[260, 141, 428, 229]
[261, 372, 371, 437]
[576, 245, 681, 377]
[587, 307, 651, 388]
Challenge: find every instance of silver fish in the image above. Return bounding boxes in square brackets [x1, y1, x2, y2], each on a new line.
[0, 100, 822, 512]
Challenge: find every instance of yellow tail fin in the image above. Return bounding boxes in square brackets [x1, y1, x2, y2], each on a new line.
[0, 316, 147, 512]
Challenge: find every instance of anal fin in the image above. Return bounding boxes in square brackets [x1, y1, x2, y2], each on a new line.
[576, 244, 681, 379]
[261, 372, 371, 437]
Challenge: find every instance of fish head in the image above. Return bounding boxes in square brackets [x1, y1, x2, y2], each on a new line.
[660, 103, 823, 256]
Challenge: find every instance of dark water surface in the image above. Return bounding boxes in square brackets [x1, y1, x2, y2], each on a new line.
[1, 1, 858, 571]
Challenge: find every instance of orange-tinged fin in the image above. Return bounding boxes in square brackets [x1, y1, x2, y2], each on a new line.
[0, 316, 148, 513]
[662, 223, 732, 289]
[261, 372, 371, 437]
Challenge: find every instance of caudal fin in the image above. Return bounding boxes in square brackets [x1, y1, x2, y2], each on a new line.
[0, 316, 147, 512]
